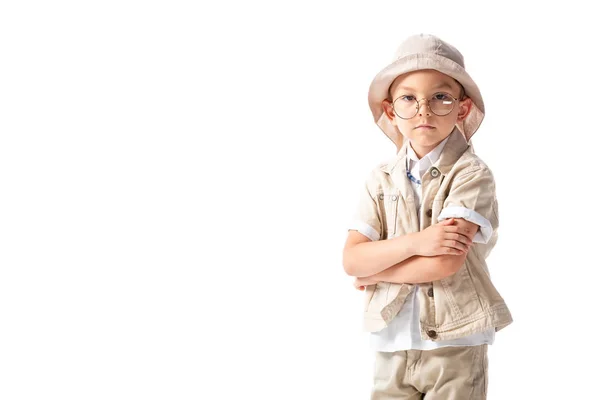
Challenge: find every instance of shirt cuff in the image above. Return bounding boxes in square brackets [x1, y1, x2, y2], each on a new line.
[348, 221, 380, 241]
[437, 206, 493, 244]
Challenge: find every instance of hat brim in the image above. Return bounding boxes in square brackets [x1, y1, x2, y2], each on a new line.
[368, 53, 485, 151]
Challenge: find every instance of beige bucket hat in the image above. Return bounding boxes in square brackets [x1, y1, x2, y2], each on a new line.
[368, 34, 485, 151]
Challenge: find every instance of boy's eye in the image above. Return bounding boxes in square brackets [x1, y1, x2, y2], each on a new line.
[400, 95, 415, 102]
[433, 93, 451, 101]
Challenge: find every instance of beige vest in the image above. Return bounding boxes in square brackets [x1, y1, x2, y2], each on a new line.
[358, 128, 513, 341]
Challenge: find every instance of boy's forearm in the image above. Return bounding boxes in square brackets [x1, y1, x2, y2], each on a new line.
[367, 255, 455, 284]
[344, 233, 419, 277]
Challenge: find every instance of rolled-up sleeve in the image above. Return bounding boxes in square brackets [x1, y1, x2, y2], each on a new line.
[436, 166, 500, 257]
[438, 206, 493, 244]
[348, 176, 382, 242]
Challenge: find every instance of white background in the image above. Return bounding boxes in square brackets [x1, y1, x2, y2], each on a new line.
[1, 1, 598, 399]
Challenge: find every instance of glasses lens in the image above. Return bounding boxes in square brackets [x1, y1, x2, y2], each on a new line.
[392, 97, 417, 119]
[429, 93, 455, 116]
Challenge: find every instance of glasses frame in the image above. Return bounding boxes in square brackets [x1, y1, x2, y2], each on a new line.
[392, 92, 461, 120]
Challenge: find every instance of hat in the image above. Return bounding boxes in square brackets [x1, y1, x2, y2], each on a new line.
[368, 34, 485, 151]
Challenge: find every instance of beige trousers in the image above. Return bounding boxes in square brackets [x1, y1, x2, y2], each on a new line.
[371, 345, 488, 399]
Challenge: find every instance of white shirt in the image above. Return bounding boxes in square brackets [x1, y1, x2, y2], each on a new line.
[369, 136, 495, 352]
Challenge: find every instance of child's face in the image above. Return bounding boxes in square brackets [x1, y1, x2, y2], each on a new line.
[382, 69, 472, 158]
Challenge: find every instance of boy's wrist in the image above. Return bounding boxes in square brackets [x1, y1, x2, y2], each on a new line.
[407, 232, 420, 257]
[392, 232, 420, 259]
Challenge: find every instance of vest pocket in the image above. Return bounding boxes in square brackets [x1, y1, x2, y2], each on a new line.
[376, 191, 399, 239]
[440, 263, 482, 322]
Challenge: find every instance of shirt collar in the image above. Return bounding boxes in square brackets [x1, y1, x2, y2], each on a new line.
[379, 127, 470, 181]
[406, 134, 451, 174]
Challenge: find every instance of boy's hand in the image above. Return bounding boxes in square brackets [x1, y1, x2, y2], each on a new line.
[414, 218, 473, 257]
[353, 276, 379, 291]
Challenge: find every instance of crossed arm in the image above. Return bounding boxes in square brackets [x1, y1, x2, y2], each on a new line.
[344, 218, 480, 288]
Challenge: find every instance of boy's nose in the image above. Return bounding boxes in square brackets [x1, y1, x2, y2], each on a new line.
[417, 99, 431, 116]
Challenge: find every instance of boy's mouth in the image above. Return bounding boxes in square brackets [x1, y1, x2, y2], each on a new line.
[415, 124, 435, 129]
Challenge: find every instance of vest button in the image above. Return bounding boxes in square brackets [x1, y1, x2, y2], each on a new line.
[427, 288, 434, 297]
[426, 209, 433, 218]
[430, 168, 440, 178]
[427, 330, 438, 339]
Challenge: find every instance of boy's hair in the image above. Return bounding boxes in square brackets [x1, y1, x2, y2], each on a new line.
[456, 80, 466, 100]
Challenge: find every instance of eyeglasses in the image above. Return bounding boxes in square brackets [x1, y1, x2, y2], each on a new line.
[392, 92, 460, 119]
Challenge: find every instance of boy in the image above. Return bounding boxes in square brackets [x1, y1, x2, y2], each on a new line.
[343, 34, 512, 399]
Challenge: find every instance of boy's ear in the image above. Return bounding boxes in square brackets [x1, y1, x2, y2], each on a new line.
[382, 99, 395, 121]
[457, 97, 473, 122]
